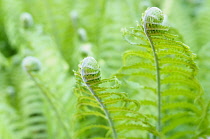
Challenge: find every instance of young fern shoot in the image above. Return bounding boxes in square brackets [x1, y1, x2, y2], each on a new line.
[119, 7, 206, 138]
[74, 57, 160, 139]
[80, 57, 117, 139]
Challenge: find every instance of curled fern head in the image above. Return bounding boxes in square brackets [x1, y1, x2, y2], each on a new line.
[22, 56, 41, 72]
[20, 12, 34, 29]
[79, 56, 101, 84]
[142, 7, 164, 24]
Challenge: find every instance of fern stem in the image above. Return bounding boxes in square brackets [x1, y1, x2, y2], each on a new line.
[85, 84, 118, 139]
[27, 72, 71, 139]
[143, 21, 162, 135]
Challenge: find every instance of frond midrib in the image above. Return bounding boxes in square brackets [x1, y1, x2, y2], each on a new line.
[143, 16, 162, 133]
[83, 83, 118, 139]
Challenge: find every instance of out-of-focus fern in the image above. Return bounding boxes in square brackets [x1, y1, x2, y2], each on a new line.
[19, 81, 48, 139]
[0, 102, 21, 139]
[0, 2, 75, 135]
[18, 9, 75, 137]
[74, 57, 160, 139]
[118, 7, 208, 138]
[0, 72, 22, 139]
[21, 56, 72, 139]
[0, 55, 48, 139]
[20, 0, 80, 73]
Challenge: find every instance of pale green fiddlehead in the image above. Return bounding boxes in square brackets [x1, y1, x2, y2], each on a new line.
[80, 57, 117, 139]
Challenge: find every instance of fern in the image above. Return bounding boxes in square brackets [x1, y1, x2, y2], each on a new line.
[74, 57, 160, 139]
[118, 7, 208, 138]
[21, 56, 72, 139]
[1, 1, 210, 139]
[18, 7, 75, 137]
[18, 76, 48, 139]
[0, 98, 22, 139]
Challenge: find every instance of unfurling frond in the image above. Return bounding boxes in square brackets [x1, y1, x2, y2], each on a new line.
[74, 57, 160, 139]
[118, 7, 207, 138]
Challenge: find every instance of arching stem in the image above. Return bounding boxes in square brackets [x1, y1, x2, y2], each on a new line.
[84, 83, 117, 139]
[28, 72, 71, 139]
[143, 21, 161, 136]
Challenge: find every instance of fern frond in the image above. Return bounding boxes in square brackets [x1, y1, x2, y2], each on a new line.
[19, 81, 48, 139]
[0, 103, 22, 139]
[118, 7, 206, 138]
[74, 57, 159, 138]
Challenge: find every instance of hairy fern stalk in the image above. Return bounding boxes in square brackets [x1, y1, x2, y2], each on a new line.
[118, 7, 208, 138]
[74, 57, 160, 139]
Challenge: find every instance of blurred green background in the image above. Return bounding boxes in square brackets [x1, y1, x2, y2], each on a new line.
[0, 0, 210, 138]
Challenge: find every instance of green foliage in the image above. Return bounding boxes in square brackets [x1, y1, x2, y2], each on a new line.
[0, 0, 210, 139]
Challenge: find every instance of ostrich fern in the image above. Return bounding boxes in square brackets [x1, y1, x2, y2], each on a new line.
[74, 57, 160, 139]
[118, 7, 209, 138]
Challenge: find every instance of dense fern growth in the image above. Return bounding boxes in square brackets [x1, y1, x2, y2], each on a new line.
[118, 7, 208, 138]
[74, 57, 159, 139]
[1, 0, 210, 138]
